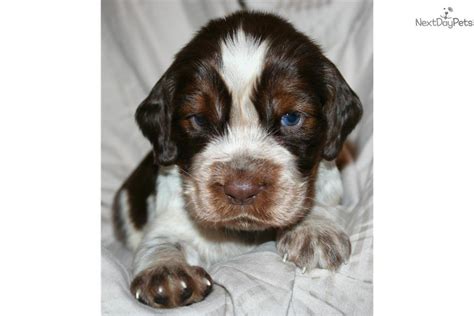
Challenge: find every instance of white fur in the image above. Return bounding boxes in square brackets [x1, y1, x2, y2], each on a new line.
[195, 125, 298, 174]
[220, 29, 267, 126]
[315, 160, 343, 206]
[220, 29, 267, 99]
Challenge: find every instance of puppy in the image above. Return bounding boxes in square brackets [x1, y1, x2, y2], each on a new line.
[112, 11, 362, 308]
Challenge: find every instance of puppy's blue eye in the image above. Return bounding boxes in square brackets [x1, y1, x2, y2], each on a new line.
[281, 112, 302, 127]
[191, 115, 206, 127]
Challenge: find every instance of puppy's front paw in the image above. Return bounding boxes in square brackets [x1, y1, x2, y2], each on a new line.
[277, 220, 351, 272]
[130, 263, 212, 308]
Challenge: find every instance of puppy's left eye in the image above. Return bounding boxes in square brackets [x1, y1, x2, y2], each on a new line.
[281, 112, 302, 127]
[190, 114, 207, 127]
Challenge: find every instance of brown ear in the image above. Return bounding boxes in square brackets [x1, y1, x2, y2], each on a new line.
[135, 72, 178, 166]
[321, 58, 363, 160]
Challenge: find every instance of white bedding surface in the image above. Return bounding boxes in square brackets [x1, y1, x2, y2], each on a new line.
[101, 1, 373, 314]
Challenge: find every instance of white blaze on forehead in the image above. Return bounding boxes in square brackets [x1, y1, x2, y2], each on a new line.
[220, 29, 268, 126]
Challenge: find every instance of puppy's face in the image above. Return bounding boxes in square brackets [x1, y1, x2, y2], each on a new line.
[136, 12, 362, 231]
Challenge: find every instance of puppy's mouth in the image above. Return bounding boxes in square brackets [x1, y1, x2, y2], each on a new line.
[207, 214, 274, 231]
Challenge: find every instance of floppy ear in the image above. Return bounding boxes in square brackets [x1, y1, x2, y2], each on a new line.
[135, 73, 178, 166]
[320, 58, 363, 160]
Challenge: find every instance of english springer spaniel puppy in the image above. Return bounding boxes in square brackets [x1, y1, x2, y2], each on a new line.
[113, 11, 362, 308]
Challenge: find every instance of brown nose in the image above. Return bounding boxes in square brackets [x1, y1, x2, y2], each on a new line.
[224, 179, 263, 205]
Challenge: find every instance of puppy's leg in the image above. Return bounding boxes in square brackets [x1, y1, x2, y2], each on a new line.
[131, 236, 213, 308]
[277, 210, 351, 272]
[112, 151, 158, 250]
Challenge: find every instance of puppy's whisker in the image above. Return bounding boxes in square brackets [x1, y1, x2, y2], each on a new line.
[178, 167, 203, 185]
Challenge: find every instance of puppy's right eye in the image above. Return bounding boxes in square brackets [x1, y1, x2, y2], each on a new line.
[281, 112, 302, 127]
[189, 114, 207, 128]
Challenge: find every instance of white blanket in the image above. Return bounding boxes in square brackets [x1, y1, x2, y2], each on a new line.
[101, 0, 373, 314]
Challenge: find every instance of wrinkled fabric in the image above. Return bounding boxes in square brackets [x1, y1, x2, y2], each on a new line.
[102, 1, 373, 315]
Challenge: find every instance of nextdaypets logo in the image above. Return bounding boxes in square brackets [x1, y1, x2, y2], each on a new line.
[416, 7, 474, 28]
[440, 7, 453, 19]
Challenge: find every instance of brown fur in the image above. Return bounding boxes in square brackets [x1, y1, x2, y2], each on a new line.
[336, 141, 357, 170]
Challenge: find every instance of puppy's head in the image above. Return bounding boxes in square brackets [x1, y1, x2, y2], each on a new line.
[136, 12, 362, 231]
